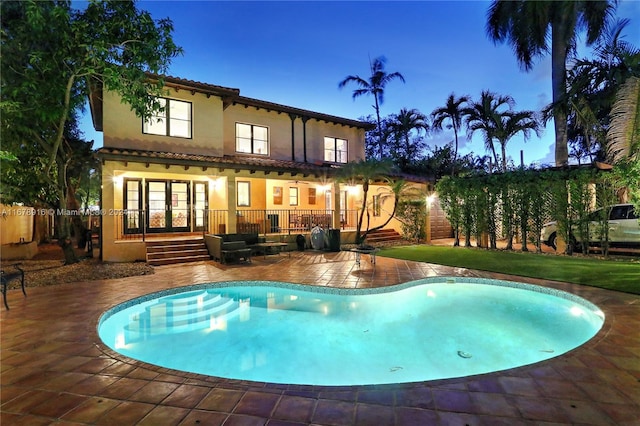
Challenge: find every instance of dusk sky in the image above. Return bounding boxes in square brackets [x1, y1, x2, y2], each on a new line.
[80, 0, 639, 167]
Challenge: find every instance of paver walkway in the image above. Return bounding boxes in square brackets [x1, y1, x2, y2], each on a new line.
[2, 250, 639, 425]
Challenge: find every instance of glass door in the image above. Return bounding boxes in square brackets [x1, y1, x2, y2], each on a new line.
[193, 181, 208, 231]
[170, 181, 189, 231]
[146, 180, 191, 233]
[124, 179, 142, 234]
[340, 190, 348, 226]
[147, 181, 167, 231]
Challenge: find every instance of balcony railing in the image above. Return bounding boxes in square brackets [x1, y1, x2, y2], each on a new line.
[113, 209, 358, 241]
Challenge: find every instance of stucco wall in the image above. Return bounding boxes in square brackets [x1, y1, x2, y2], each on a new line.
[102, 90, 224, 156]
[1, 204, 34, 244]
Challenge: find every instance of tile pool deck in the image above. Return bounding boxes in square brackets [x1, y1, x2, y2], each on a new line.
[1, 251, 639, 425]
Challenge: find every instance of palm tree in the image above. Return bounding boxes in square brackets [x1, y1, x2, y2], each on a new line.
[487, 0, 616, 167]
[388, 108, 429, 170]
[363, 179, 424, 241]
[339, 56, 405, 159]
[546, 19, 639, 164]
[431, 93, 470, 175]
[336, 158, 393, 245]
[465, 90, 515, 170]
[493, 110, 542, 171]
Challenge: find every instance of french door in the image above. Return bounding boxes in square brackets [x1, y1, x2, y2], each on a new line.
[193, 181, 208, 231]
[146, 180, 191, 233]
[124, 179, 143, 234]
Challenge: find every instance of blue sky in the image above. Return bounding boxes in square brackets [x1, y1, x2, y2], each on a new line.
[80, 0, 639, 167]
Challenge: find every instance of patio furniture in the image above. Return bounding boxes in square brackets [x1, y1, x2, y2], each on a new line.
[253, 242, 289, 259]
[350, 247, 380, 267]
[205, 233, 265, 263]
[220, 243, 252, 264]
[1, 263, 26, 310]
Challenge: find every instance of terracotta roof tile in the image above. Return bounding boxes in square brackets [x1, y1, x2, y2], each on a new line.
[97, 147, 341, 176]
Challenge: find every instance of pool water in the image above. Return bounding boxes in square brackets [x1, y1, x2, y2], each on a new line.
[98, 278, 604, 386]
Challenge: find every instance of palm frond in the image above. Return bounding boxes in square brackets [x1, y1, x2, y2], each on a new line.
[607, 76, 640, 162]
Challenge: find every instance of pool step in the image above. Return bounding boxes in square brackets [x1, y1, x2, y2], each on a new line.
[123, 292, 241, 343]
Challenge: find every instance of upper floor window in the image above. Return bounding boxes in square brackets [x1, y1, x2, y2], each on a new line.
[143, 98, 192, 138]
[324, 137, 348, 163]
[236, 123, 269, 155]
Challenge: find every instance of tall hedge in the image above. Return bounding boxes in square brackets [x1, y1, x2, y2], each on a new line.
[435, 166, 625, 255]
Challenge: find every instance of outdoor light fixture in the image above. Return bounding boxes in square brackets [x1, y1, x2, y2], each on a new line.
[112, 176, 123, 186]
[317, 184, 331, 193]
[209, 176, 223, 191]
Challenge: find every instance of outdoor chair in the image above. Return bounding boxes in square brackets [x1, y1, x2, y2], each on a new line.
[1, 263, 26, 310]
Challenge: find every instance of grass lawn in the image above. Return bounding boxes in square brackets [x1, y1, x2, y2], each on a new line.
[379, 245, 640, 295]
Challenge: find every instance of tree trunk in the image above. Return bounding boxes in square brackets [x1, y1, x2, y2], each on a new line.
[67, 185, 88, 249]
[452, 128, 459, 176]
[355, 182, 369, 245]
[57, 160, 79, 265]
[551, 22, 569, 167]
[374, 95, 383, 159]
[501, 142, 508, 172]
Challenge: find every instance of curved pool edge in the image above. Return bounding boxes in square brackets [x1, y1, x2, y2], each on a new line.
[97, 276, 604, 329]
[93, 317, 615, 394]
[95, 276, 607, 389]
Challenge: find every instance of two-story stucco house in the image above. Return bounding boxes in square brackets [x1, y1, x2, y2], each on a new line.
[92, 75, 428, 263]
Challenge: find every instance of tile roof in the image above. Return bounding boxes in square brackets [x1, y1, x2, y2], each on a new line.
[154, 74, 374, 130]
[97, 147, 342, 177]
[97, 147, 432, 184]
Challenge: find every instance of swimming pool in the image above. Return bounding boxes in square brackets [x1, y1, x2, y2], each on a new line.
[98, 277, 604, 386]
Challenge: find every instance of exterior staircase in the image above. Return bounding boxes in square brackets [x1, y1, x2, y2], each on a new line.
[363, 228, 404, 245]
[146, 238, 210, 266]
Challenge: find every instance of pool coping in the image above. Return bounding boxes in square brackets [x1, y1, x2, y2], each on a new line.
[95, 276, 610, 392]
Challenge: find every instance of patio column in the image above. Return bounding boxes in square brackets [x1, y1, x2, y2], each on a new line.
[227, 175, 237, 233]
[332, 181, 341, 229]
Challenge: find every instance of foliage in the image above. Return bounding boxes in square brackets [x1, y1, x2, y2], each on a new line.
[487, 0, 617, 167]
[464, 90, 540, 172]
[431, 93, 470, 176]
[435, 166, 627, 257]
[397, 199, 426, 242]
[339, 56, 405, 159]
[336, 158, 394, 244]
[546, 18, 640, 165]
[607, 76, 640, 162]
[1, 0, 181, 263]
[386, 108, 429, 170]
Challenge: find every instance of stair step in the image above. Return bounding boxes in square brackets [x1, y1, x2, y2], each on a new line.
[147, 255, 211, 266]
[147, 243, 206, 253]
[123, 300, 242, 343]
[146, 238, 204, 247]
[147, 249, 209, 260]
[155, 294, 235, 320]
[159, 290, 222, 312]
[146, 238, 209, 266]
[365, 229, 403, 243]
